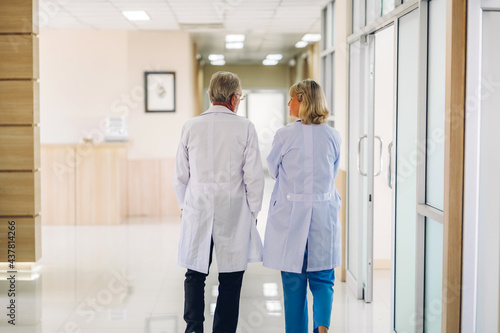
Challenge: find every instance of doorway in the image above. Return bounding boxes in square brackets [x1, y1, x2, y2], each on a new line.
[346, 22, 395, 303]
[346, 4, 422, 333]
[239, 90, 287, 171]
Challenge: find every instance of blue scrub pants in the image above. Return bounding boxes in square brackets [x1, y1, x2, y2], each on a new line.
[281, 251, 335, 333]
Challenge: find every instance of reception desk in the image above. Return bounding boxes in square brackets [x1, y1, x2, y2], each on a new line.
[41, 143, 127, 225]
[41, 143, 179, 225]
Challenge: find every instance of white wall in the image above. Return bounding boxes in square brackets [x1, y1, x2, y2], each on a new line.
[39, 30, 193, 159]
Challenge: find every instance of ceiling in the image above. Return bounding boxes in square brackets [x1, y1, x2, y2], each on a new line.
[40, 0, 329, 65]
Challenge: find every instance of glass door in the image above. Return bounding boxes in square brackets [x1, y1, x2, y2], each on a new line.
[475, 9, 500, 333]
[347, 38, 370, 300]
[347, 33, 375, 303]
[393, 8, 419, 332]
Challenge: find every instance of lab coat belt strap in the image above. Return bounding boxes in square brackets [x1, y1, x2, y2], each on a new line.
[286, 192, 334, 202]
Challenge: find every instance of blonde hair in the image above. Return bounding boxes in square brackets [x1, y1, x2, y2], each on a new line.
[290, 79, 330, 124]
[208, 71, 241, 103]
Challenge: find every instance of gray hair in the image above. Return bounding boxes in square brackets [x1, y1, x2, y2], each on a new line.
[208, 71, 241, 103]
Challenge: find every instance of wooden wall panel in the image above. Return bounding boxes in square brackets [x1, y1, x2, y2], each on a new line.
[160, 158, 180, 215]
[0, 0, 39, 34]
[0, 216, 41, 262]
[0, 0, 40, 264]
[119, 151, 128, 220]
[0, 35, 39, 79]
[0, 126, 40, 170]
[41, 146, 76, 225]
[442, 0, 466, 331]
[76, 145, 127, 225]
[0, 81, 39, 125]
[0, 171, 40, 216]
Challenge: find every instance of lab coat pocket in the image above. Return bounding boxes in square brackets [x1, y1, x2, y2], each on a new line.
[248, 221, 263, 262]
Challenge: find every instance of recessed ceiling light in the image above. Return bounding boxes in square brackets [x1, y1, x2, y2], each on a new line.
[208, 54, 224, 61]
[295, 41, 308, 48]
[263, 59, 278, 66]
[226, 34, 245, 42]
[226, 42, 244, 49]
[211, 60, 226, 66]
[301, 34, 321, 42]
[266, 54, 283, 61]
[122, 10, 151, 21]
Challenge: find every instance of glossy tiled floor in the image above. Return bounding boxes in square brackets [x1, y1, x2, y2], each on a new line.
[0, 179, 391, 333]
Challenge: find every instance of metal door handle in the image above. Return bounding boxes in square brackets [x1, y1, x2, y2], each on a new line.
[387, 141, 393, 189]
[357, 135, 367, 176]
[374, 136, 383, 176]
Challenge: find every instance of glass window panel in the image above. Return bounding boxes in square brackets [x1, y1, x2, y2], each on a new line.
[424, 218, 443, 333]
[322, 2, 335, 50]
[394, 9, 419, 332]
[382, 0, 395, 15]
[366, 0, 376, 25]
[322, 7, 327, 51]
[366, 0, 382, 26]
[331, 1, 335, 48]
[476, 10, 500, 333]
[322, 55, 332, 113]
[425, 0, 446, 211]
[331, 53, 335, 114]
[352, 0, 363, 32]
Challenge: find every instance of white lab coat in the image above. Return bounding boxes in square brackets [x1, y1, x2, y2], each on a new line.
[174, 105, 265, 274]
[263, 120, 342, 273]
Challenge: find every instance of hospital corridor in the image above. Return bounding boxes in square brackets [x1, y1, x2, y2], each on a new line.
[0, 0, 499, 332]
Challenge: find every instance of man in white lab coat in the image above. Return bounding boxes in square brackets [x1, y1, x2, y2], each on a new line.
[174, 71, 265, 333]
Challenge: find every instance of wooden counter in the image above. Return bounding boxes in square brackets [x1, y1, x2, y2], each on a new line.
[41, 143, 128, 225]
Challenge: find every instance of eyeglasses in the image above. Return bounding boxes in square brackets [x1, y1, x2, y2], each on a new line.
[235, 93, 246, 101]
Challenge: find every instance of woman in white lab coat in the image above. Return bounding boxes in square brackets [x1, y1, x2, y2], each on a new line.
[174, 71, 265, 333]
[263, 79, 341, 333]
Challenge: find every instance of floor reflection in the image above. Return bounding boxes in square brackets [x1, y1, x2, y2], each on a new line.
[0, 178, 391, 332]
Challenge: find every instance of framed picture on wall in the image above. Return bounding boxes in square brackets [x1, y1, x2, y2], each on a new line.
[145, 71, 176, 113]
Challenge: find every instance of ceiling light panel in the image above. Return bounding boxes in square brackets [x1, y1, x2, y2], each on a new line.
[208, 54, 224, 61]
[263, 59, 278, 66]
[226, 42, 244, 49]
[225, 34, 245, 42]
[211, 60, 226, 66]
[295, 41, 308, 48]
[122, 10, 151, 21]
[302, 33, 321, 42]
[266, 54, 283, 60]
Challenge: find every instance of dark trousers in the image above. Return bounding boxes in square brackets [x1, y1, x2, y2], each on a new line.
[184, 240, 245, 333]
